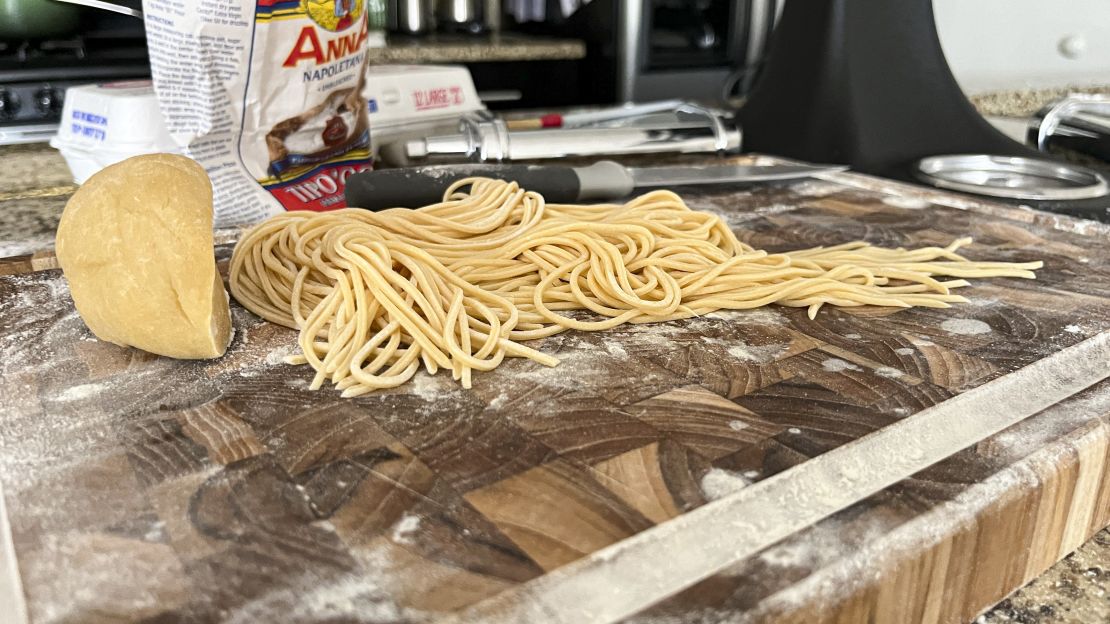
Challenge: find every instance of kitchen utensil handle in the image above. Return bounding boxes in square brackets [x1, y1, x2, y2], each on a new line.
[344, 161, 634, 210]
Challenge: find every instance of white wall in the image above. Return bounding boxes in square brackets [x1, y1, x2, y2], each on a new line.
[933, 0, 1110, 93]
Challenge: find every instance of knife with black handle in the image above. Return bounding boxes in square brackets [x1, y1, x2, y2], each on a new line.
[344, 160, 846, 211]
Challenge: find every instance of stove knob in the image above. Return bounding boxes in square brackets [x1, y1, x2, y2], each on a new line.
[33, 87, 62, 115]
[0, 89, 20, 120]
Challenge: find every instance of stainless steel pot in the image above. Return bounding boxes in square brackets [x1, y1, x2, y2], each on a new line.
[438, 0, 483, 34]
[387, 0, 434, 35]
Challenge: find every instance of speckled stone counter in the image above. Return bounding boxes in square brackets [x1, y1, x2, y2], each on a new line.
[0, 138, 1107, 623]
[970, 85, 1110, 119]
[366, 33, 585, 64]
[0, 144, 73, 258]
[978, 531, 1109, 623]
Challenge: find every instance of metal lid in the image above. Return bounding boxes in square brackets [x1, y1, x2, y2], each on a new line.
[914, 154, 1109, 201]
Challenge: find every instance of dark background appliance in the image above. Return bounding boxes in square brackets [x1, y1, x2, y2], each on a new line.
[0, 1, 148, 144]
[511, 0, 780, 105]
[738, 0, 1032, 178]
[737, 0, 1110, 221]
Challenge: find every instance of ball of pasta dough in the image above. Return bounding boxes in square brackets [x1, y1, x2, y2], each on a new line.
[55, 153, 232, 359]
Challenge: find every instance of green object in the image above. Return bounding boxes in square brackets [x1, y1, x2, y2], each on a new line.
[0, 0, 82, 39]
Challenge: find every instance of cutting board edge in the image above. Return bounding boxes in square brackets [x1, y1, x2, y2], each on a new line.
[747, 387, 1110, 624]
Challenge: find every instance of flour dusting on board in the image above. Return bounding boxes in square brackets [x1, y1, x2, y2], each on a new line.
[789, 180, 841, 197]
[941, 318, 993, 335]
[605, 341, 629, 359]
[630, 389, 1110, 624]
[0, 270, 301, 496]
[735, 468, 1035, 621]
[695, 197, 797, 226]
[725, 342, 786, 364]
[390, 513, 422, 545]
[223, 571, 407, 624]
[55, 381, 111, 401]
[700, 468, 751, 500]
[821, 358, 862, 373]
[705, 308, 785, 325]
[881, 196, 930, 210]
[406, 371, 457, 401]
[265, 344, 299, 366]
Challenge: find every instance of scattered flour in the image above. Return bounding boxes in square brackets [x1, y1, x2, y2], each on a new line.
[726, 343, 786, 364]
[788, 181, 841, 197]
[223, 572, 405, 624]
[874, 366, 904, 379]
[700, 468, 751, 501]
[406, 372, 457, 401]
[265, 344, 299, 366]
[755, 203, 798, 216]
[881, 196, 930, 209]
[605, 341, 629, 359]
[511, 346, 603, 389]
[894, 347, 915, 356]
[893, 407, 910, 417]
[700, 336, 787, 364]
[390, 513, 422, 545]
[821, 358, 862, 373]
[488, 392, 508, 410]
[727, 420, 747, 432]
[704, 308, 784, 325]
[966, 297, 998, 308]
[787, 427, 802, 434]
[54, 381, 109, 402]
[843, 333, 861, 340]
[940, 318, 992, 336]
[1064, 325, 1083, 334]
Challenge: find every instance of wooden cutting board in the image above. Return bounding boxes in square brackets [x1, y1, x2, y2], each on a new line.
[1, 165, 1108, 624]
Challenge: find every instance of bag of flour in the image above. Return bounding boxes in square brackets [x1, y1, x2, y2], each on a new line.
[142, 0, 384, 227]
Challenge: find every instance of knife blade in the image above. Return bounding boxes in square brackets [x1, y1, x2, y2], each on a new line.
[627, 163, 848, 187]
[344, 160, 847, 211]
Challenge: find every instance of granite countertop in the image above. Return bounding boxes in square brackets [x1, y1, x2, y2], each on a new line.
[0, 144, 76, 257]
[366, 33, 585, 64]
[970, 84, 1110, 118]
[1, 140, 1108, 622]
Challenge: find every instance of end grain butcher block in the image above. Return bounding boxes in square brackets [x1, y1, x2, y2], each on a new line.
[1, 164, 1109, 624]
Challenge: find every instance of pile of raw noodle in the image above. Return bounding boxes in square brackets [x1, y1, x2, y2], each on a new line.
[229, 178, 1041, 396]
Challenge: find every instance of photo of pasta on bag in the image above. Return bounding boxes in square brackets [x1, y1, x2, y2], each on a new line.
[142, 0, 381, 227]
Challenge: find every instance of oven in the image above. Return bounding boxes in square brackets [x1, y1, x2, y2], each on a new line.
[0, 2, 149, 145]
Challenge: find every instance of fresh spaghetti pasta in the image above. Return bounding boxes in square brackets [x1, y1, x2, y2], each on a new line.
[228, 178, 1042, 396]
